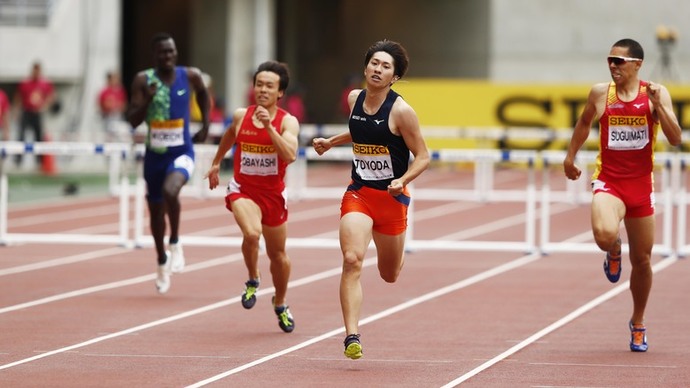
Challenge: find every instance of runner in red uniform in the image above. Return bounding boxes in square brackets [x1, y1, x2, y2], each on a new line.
[312, 40, 430, 359]
[206, 61, 299, 333]
[564, 39, 682, 352]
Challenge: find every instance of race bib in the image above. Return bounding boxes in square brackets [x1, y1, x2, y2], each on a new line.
[352, 142, 394, 181]
[607, 115, 649, 150]
[239, 143, 278, 176]
[150, 119, 184, 148]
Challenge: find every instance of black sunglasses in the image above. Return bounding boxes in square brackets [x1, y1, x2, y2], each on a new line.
[607, 56, 642, 66]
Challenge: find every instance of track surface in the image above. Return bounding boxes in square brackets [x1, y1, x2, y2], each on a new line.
[2, 163, 689, 387]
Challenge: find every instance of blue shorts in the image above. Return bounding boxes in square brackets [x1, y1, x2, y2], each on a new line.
[143, 148, 195, 202]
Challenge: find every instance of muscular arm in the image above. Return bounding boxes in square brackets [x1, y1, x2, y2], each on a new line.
[648, 83, 682, 146]
[564, 83, 606, 180]
[188, 67, 210, 143]
[125, 72, 153, 128]
[389, 98, 430, 195]
[311, 89, 359, 154]
[206, 108, 245, 189]
[255, 106, 299, 163]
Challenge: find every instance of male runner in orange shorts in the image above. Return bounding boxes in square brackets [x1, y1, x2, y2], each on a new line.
[313, 40, 430, 359]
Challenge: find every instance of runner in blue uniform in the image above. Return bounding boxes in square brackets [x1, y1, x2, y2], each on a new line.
[126, 32, 210, 294]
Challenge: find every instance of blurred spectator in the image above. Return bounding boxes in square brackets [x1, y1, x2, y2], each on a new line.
[191, 72, 215, 123]
[98, 71, 128, 142]
[338, 73, 363, 121]
[0, 88, 9, 140]
[280, 83, 307, 123]
[14, 61, 55, 165]
[246, 71, 257, 105]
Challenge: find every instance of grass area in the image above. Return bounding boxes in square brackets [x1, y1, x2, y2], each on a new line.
[6, 172, 118, 204]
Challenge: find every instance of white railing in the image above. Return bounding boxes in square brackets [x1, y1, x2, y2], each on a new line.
[1, 141, 687, 257]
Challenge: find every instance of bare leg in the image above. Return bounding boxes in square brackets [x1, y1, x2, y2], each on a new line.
[372, 230, 406, 283]
[264, 223, 291, 306]
[162, 171, 187, 243]
[591, 192, 626, 253]
[230, 198, 263, 281]
[147, 200, 167, 264]
[624, 216, 654, 325]
[339, 212, 373, 336]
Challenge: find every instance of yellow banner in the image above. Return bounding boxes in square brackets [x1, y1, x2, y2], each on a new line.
[394, 79, 690, 129]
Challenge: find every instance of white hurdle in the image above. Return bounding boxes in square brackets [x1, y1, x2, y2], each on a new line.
[0, 141, 132, 247]
[286, 147, 540, 253]
[131, 146, 540, 253]
[676, 153, 690, 257]
[3, 141, 685, 257]
[539, 150, 678, 257]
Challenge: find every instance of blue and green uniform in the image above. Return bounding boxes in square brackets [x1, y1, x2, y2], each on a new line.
[143, 66, 196, 202]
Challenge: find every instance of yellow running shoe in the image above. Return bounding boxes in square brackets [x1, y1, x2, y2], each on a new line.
[344, 334, 363, 360]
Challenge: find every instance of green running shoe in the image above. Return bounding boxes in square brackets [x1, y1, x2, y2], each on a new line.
[272, 297, 295, 333]
[241, 279, 259, 309]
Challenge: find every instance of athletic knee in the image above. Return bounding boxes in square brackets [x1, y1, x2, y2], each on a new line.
[379, 269, 400, 283]
[593, 228, 618, 252]
[342, 251, 363, 272]
[242, 231, 261, 247]
[379, 261, 402, 283]
[267, 250, 289, 264]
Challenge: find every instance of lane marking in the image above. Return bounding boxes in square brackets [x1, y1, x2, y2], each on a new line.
[0, 247, 128, 277]
[440, 255, 680, 387]
[529, 362, 677, 369]
[0, 254, 244, 314]
[0, 253, 541, 374]
[0, 255, 343, 371]
[186, 253, 543, 387]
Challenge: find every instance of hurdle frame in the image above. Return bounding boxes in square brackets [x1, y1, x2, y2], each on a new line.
[539, 150, 678, 257]
[0, 141, 132, 247]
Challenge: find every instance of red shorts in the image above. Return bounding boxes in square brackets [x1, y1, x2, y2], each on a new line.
[225, 179, 288, 227]
[340, 182, 410, 235]
[591, 173, 654, 218]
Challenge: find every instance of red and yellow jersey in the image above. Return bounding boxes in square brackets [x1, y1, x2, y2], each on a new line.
[233, 105, 289, 190]
[594, 81, 659, 179]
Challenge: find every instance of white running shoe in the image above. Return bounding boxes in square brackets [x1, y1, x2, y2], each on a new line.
[156, 253, 171, 294]
[169, 242, 185, 273]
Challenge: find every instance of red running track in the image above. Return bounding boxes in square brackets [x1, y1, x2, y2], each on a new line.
[1, 163, 689, 387]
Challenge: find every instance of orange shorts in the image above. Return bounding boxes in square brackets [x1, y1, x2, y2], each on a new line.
[591, 173, 654, 218]
[225, 179, 288, 227]
[340, 182, 410, 235]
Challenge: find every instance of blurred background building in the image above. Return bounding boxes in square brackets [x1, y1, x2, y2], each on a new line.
[1, 0, 689, 147]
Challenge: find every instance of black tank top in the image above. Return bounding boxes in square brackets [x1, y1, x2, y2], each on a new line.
[349, 89, 410, 190]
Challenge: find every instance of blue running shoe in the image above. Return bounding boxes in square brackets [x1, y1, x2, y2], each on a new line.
[603, 236, 622, 283]
[344, 334, 363, 360]
[272, 297, 295, 333]
[629, 321, 648, 352]
[241, 279, 259, 309]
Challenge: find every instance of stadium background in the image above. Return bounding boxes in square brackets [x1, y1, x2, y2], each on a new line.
[1, 0, 690, 151]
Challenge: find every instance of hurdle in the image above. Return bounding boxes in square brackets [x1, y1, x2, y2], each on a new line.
[0, 141, 132, 247]
[132, 146, 540, 253]
[5, 141, 684, 255]
[539, 150, 677, 256]
[676, 153, 689, 257]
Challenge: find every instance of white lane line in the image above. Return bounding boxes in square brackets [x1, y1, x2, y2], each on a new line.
[528, 362, 676, 369]
[440, 255, 680, 388]
[0, 247, 128, 277]
[185, 252, 543, 388]
[0, 198, 544, 375]
[0, 255, 343, 371]
[0, 254, 244, 315]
